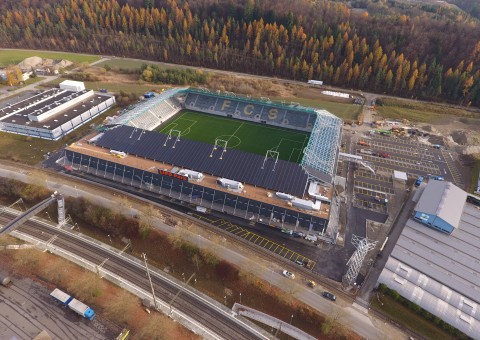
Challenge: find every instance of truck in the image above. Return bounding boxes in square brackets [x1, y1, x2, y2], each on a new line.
[50, 288, 95, 320]
[307, 80, 323, 86]
[415, 176, 424, 187]
[360, 149, 374, 155]
[68, 298, 96, 320]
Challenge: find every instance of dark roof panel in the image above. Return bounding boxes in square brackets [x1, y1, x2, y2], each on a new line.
[97, 125, 309, 196]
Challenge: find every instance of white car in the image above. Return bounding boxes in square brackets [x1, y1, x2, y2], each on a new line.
[282, 270, 295, 279]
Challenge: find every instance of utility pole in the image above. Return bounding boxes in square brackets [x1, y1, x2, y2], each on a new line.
[142, 253, 158, 310]
[169, 273, 195, 316]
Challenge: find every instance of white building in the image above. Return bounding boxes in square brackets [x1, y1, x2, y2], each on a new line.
[59, 80, 85, 92]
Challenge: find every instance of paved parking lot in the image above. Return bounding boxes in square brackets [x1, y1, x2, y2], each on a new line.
[192, 214, 317, 269]
[356, 134, 461, 181]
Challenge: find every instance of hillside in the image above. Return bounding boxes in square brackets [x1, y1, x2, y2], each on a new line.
[0, 0, 478, 107]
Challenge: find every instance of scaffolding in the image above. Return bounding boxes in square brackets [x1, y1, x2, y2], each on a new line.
[342, 235, 377, 287]
[301, 110, 342, 181]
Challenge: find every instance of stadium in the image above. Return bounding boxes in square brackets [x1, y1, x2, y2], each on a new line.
[0, 80, 115, 140]
[62, 88, 343, 241]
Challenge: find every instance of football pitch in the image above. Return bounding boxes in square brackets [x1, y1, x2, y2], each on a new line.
[157, 111, 310, 163]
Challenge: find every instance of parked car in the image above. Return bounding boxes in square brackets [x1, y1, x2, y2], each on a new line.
[378, 153, 389, 158]
[307, 280, 316, 288]
[293, 232, 305, 238]
[295, 260, 304, 266]
[322, 291, 336, 301]
[282, 270, 295, 279]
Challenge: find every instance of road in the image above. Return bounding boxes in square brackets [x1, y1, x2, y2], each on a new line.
[0, 211, 267, 340]
[0, 76, 57, 100]
[0, 164, 409, 339]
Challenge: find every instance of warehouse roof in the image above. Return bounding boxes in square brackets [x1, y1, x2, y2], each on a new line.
[377, 203, 480, 338]
[95, 125, 309, 196]
[415, 180, 467, 230]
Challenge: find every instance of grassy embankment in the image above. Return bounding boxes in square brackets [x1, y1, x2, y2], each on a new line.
[0, 49, 99, 66]
[375, 98, 480, 123]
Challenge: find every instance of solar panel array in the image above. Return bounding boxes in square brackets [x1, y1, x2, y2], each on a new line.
[96, 125, 309, 196]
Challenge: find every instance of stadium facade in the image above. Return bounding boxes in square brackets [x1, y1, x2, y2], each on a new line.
[0, 81, 115, 140]
[62, 88, 343, 240]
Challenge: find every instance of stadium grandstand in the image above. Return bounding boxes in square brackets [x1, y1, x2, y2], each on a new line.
[109, 88, 185, 130]
[0, 82, 115, 140]
[62, 88, 343, 241]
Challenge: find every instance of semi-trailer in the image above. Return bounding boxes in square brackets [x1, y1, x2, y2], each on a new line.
[50, 288, 95, 320]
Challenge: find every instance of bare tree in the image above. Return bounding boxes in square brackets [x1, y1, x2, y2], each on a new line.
[13, 248, 42, 271]
[321, 307, 346, 336]
[41, 257, 73, 285]
[136, 314, 175, 340]
[68, 271, 105, 303]
[105, 291, 139, 324]
[192, 253, 202, 270]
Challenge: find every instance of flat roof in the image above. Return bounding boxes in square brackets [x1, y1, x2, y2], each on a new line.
[0, 92, 112, 129]
[94, 125, 310, 196]
[67, 138, 332, 218]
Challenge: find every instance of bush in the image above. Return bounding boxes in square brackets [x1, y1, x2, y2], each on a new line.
[215, 260, 239, 282]
[140, 64, 209, 85]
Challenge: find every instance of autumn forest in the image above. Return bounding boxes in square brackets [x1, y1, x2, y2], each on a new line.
[1, 0, 480, 107]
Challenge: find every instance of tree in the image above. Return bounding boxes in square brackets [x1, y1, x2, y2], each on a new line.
[68, 271, 105, 302]
[106, 291, 138, 323]
[137, 314, 175, 340]
[13, 248, 41, 271]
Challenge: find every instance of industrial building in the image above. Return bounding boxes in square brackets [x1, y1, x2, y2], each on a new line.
[413, 180, 467, 234]
[377, 181, 480, 339]
[0, 81, 115, 140]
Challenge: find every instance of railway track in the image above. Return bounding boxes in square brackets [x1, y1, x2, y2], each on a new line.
[2, 161, 354, 302]
[0, 213, 266, 340]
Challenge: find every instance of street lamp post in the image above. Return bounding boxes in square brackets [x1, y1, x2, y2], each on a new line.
[290, 314, 294, 325]
[182, 272, 185, 282]
[107, 234, 112, 243]
[224, 296, 227, 306]
[239, 292, 242, 304]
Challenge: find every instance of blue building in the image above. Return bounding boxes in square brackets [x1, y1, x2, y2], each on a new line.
[414, 180, 467, 234]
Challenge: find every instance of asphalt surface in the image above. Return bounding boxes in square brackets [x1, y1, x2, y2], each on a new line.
[0, 212, 266, 340]
[0, 274, 118, 340]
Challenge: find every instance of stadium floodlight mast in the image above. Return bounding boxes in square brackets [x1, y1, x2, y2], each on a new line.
[164, 129, 181, 148]
[261, 149, 279, 171]
[129, 127, 138, 139]
[210, 138, 228, 159]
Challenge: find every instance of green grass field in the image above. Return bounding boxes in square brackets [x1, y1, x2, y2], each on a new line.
[0, 49, 100, 67]
[158, 111, 309, 163]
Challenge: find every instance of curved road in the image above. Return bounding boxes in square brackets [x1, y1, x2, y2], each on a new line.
[0, 212, 267, 340]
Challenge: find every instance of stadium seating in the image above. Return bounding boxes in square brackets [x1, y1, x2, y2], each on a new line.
[184, 91, 317, 132]
[127, 98, 181, 130]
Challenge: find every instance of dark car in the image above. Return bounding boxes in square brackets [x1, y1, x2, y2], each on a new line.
[323, 292, 336, 301]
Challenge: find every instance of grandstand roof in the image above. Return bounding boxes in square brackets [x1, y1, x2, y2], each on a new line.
[95, 125, 309, 196]
[111, 88, 187, 126]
